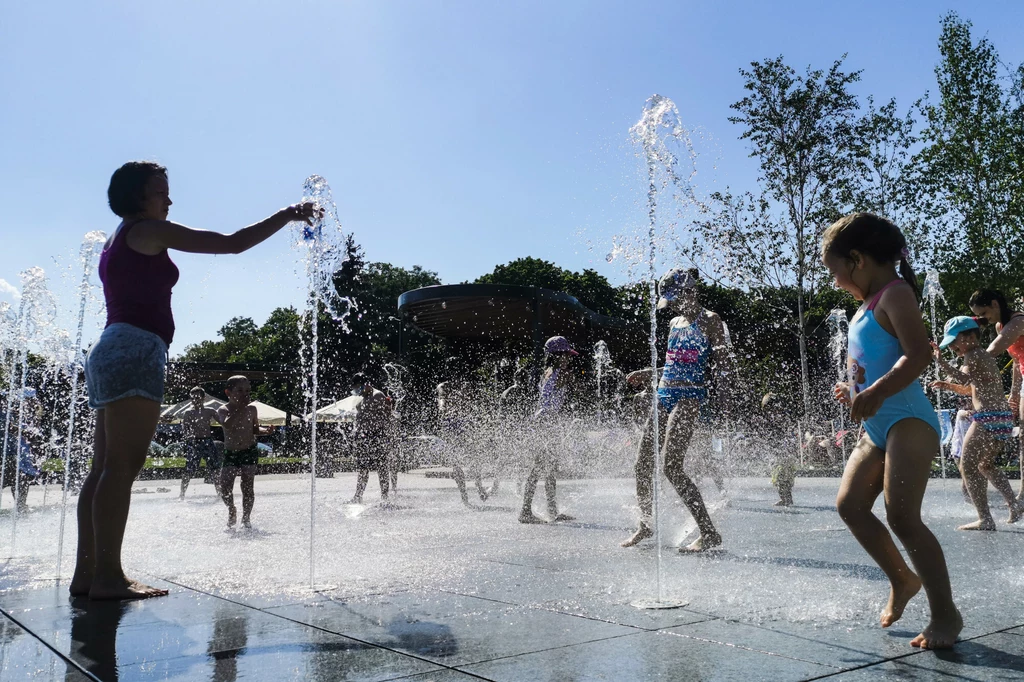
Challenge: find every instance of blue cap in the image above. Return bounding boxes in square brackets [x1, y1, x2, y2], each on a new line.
[939, 316, 979, 349]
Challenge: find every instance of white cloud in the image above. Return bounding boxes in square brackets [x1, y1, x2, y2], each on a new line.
[0, 279, 20, 299]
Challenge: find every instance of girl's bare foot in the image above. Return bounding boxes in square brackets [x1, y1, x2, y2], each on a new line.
[550, 513, 575, 522]
[679, 531, 723, 553]
[910, 609, 963, 649]
[89, 576, 169, 601]
[880, 573, 921, 627]
[1008, 503, 1023, 524]
[957, 519, 996, 531]
[621, 525, 653, 547]
[773, 499, 792, 507]
[227, 507, 237, 527]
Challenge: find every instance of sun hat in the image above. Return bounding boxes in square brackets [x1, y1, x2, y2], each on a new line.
[544, 336, 578, 356]
[938, 316, 980, 349]
[657, 268, 699, 310]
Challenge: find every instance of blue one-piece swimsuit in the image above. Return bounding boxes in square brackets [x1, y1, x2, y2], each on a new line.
[847, 280, 939, 448]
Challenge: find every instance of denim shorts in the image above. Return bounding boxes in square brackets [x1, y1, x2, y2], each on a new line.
[85, 323, 168, 409]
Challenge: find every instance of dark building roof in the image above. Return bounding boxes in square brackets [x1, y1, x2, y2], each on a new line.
[397, 284, 627, 346]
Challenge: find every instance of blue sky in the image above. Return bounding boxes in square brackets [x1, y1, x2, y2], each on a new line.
[2, 0, 1022, 354]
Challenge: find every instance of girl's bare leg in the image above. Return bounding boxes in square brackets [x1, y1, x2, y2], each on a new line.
[885, 419, 962, 649]
[88, 397, 169, 600]
[836, 435, 921, 629]
[621, 406, 666, 546]
[662, 399, 720, 551]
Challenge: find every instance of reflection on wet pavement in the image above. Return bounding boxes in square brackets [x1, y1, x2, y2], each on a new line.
[1, 477, 1023, 680]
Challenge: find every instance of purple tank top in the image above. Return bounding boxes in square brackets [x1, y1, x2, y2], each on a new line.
[99, 221, 179, 346]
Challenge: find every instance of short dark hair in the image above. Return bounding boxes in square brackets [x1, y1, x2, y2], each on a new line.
[969, 289, 1013, 325]
[350, 372, 367, 387]
[960, 328, 981, 342]
[226, 375, 248, 390]
[107, 161, 167, 217]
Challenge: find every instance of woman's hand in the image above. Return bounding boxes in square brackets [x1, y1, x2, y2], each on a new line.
[626, 369, 651, 389]
[282, 202, 321, 225]
[833, 382, 853, 406]
[1009, 395, 1020, 414]
[850, 386, 884, 421]
[930, 340, 942, 359]
[930, 380, 953, 392]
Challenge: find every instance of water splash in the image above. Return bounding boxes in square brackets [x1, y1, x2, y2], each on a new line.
[593, 341, 612, 420]
[630, 95, 693, 609]
[826, 309, 850, 464]
[294, 175, 353, 590]
[55, 231, 106, 580]
[923, 270, 947, 478]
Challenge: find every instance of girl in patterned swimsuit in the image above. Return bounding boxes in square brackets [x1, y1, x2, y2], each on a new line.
[932, 316, 1024, 529]
[969, 289, 1024, 503]
[823, 213, 961, 650]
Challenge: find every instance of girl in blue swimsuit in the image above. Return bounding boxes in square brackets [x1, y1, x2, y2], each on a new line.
[823, 213, 961, 650]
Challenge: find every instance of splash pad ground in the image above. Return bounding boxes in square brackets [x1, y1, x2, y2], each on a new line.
[1, 474, 1023, 681]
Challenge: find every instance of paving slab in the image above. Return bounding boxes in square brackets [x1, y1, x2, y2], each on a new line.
[267, 590, 637, 666]
[820, 632, 1024, 680]
[2, 476, 1023, 680]
[459, 628, 837, 681]
[0, 614, 91, 681]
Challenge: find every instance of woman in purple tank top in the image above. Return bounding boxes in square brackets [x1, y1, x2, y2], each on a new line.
[73, 161, 317, 601]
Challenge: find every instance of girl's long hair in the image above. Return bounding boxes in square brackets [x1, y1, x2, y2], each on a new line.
[821, 213, 920, 300]
[969, 289, 1013, 325]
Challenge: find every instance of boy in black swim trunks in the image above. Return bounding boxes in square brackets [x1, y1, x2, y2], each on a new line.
[218, 375, 260, 528]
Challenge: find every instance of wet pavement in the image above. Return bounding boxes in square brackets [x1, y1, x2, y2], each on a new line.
[1, 475, 1023, 680]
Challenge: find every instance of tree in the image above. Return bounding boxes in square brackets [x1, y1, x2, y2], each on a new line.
[911, 12, 1024, 308]
[476, 257, 619, 317]
[699, 56, 864, 415]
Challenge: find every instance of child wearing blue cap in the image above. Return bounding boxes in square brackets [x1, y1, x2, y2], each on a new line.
[931, 316, 1024, 530]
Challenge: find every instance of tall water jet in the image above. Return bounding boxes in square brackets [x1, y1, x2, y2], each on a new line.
[593, 340, 611, 420]
[922, 270, 947, 478]
[383, 362, 408, 412]
[0, 266, 60, 555]
[628, 94, 694, 610]
[826, 308, 850, 464]
[295, 175, 351, 589]
[55, 231, 106, 581]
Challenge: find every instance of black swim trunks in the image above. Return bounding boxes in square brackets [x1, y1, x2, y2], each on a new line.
[223, 444, 260, 468]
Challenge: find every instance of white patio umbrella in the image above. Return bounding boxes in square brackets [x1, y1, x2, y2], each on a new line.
[308, 395, 363, 423]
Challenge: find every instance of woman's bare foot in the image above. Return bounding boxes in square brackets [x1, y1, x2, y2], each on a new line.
[621, 525, 653, 547]
[89, 576, 169, 601]
[910, 609, 963, 649]
[518, 511, 547, 524]
[957, 519, 996, 531]
[880, 573, 922, 627]
[679, 531, 723, 553]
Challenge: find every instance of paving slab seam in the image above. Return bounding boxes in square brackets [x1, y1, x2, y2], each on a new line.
[798, 622, 1024, 681]
[658, 628, 847, 672]
[157, 577, 497, 681]
[450, 630, 648, 670]
[0, 605, 100, 682]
